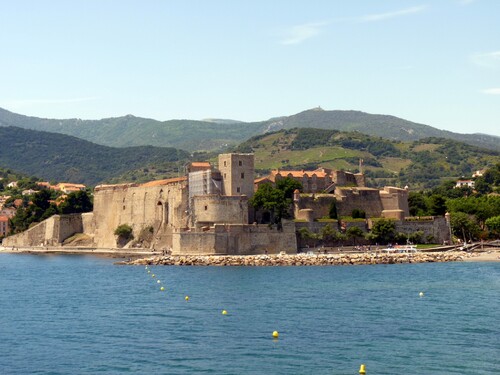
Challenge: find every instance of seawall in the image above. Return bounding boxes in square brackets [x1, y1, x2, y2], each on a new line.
[123, 251, 472, 266]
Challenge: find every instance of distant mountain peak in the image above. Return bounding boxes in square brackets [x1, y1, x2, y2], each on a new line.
[201, 118, 243, 125]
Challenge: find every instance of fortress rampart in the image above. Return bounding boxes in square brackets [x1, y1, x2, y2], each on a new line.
[3, 153, 450, 252]
[172, 221, 297, 255]
[93, 178, 188, 249]
[2, 214, 85, 247]
[192, 195, 248, 227]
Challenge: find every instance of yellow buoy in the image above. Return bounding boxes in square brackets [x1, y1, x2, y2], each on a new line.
[152, 274, 155, 278]
[222, 310, 227, 315]
[147, 270, 151, 274]
[145, 266, 148, 269]
[157, 280, 161, 284]
[359, 364, 366, 374]
[419, 292, 424, 297]
[272, 331, 279, 339]
[185, 296, 190, 301]
[160, 286, 164, 291]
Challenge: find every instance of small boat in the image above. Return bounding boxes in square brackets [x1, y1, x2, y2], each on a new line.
[382, 245, 418, 253]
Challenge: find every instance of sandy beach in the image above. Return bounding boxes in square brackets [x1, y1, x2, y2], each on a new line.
[462, 249, 500, 262]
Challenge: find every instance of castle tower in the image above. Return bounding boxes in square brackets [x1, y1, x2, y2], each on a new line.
[218, 153, 254, 198]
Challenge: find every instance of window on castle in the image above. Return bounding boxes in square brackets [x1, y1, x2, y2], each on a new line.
[204, 205, 208, 211]
[224, 173, 226, 179]
[241, 172, 244, 179]
[239, 160, 242, 166]
[236, 187, 241, 193]
[224, 161, 227, 167]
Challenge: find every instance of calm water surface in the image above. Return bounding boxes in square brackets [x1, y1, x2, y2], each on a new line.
[0, 254, 498, 374]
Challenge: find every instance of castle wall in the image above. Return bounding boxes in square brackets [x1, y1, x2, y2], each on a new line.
[81, 212, 95, 236]
[172, 222, 297, 255]
[332, 171, 360, 186]
[92, 180, 188, 248]
[2, 214, 83, 247]
[335, 188, 384, 217]
[396, 217, 450, 244]
[380, 187, 409, 217]
[295, 186, 409, 222]
[295, 194, 335, 221]
[192, 195, 248, 226]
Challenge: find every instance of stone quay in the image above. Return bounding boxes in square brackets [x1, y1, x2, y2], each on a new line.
[121, 251, 472, 266]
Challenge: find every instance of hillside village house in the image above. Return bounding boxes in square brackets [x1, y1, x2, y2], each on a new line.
[0, 216, 9, 237]
[0, 195, 12, 209]
[455, 180, 475, 188]
[53, 183, 86, 194]
[0, 207, 16, 218]
[255, 168, 365, 193]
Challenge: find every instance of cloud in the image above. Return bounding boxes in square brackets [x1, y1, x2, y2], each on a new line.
[280, 22, 327, 45]
[359, 5, 427, 22]
[471, 51, 500, 68]
[482, 88, 500, 95]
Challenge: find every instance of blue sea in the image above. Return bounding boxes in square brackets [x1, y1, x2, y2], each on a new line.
[0, 254, 498, 374]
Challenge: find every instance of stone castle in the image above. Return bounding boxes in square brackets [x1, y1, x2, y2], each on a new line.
[3, 153, 450, 253]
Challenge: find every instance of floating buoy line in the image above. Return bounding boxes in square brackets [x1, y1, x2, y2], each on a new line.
[142, 264, 372, 372]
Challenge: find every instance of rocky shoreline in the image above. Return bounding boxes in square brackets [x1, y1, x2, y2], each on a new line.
[120, 251, 480, 266]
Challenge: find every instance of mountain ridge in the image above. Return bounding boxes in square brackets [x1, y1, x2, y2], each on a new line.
[0, 126, 190, 186]
[0, 106, 498, 152]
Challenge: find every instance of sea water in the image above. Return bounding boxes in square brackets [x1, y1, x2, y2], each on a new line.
[0, 254, 498, 374]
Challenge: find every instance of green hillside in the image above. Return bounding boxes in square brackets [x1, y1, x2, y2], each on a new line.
[234, 128, 499, 189]
[263, 108, 500, 151]
[1, 107, 498, 152]
[0, 107, 264, 151]
[0, 126, 190, 186]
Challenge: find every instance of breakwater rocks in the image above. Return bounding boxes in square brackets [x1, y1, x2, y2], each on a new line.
[121, 251, 472, 266]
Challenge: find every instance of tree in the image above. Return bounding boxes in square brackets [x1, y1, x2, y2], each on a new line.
[9, 190, 58, 233]
[450, 212, 480, 243]
[320, 224, 340, 247]
[346, 226, 364, 245]
[298, 227, 320, 248]
[250, 178, 301, 224]
[474, 177, 492, 195]
[114, 224, 134, 244]
[370, 219, 396, 245]
[328, 199, 337, 219]
[485, 216, 500, 238]
[408, 192, 428, 216]
[428, 194, 447, 216]
[59, 191, 93, 214]
[275, 178, 302, 199]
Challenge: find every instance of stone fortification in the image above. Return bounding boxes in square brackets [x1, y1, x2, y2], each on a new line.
[295, 186, 409, 221]
[218, 153, 254, 198]
[395, 217, 450, 244]
[331, 170, 365, 187]
[172, 221, 297, 255]
[4, 152, 441, 254]
[2, 214, 85, 247]
[93, 177, 188, 249]
[191, 195, 248, 227]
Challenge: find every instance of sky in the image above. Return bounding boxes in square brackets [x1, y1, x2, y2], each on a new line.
[1, 0, 499, 136]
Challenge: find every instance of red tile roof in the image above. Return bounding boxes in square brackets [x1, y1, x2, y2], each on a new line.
[140, 176, 187, 187]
